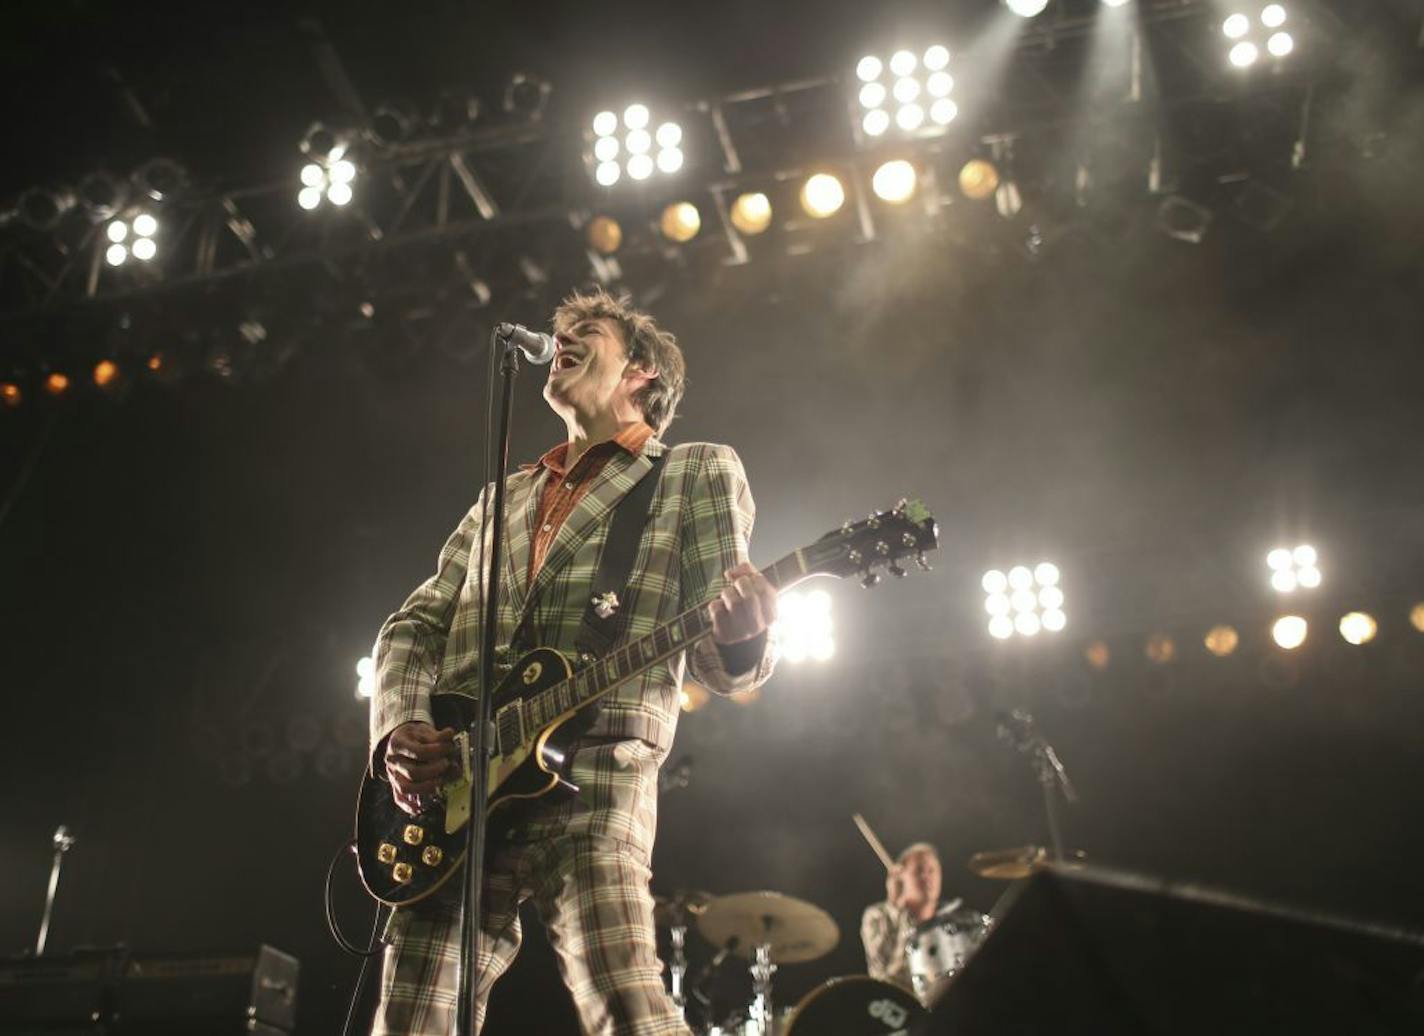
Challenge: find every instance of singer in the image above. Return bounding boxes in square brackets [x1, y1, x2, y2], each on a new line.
[367, 287, 778, 1035]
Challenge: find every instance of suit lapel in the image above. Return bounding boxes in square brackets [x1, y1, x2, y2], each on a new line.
[499, 469, 544, 617]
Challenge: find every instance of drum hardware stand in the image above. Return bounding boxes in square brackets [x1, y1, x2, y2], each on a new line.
[35, 825, 75, 956]
[668, 923, 689, 1015]
[997, 709, 1078, 862]
[748, 941, 776, 1036]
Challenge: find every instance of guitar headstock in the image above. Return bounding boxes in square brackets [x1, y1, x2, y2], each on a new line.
[803, 499, 939, 587]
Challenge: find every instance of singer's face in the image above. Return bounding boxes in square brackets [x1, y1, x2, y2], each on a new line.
[543, 317, 642, 421]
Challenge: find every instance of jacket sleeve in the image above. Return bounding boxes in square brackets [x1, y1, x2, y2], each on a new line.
[367, 498, 483, 775]
[679, 444, 777, 695]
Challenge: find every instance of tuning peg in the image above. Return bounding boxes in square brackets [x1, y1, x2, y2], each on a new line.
[860, 571, 881, 589]
[915, 551, 932, 572]
[888, 562, 907, 579]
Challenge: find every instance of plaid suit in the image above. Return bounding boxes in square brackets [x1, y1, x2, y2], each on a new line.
[369, 438, 775, 1035]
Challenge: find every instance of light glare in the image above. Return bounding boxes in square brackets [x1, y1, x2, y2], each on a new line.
[106, 221, 128, 243]
[889, 50, 916, 76]
[871, 159, 917, 204]
[1261, 3, 1286, 27]
[1008, 566, 1033, 590]
[131, 237, 156, 261]
[923, 45, 950, 71]
[1204, 625, 1240, 657]
[1042, 609, 1067, 632]
[926, 72, 954, 97]
[989, 615, 1014, 640]
[1006, 0, 1051, 16]
[627, 154, 655, 180]
[623, 104, 649, 130]
[895, 104, 925, 131]
[1034, 562, 1060, 586]
[328, 159, 356, 185]
[655, 122, 682, 148]
[982, 570, 1008, 594]
[1223, 13, 1250, 38]
[1338, 612, 1377, 646]
[859, 82, 887, 109]
[893, 77, 921, 104]
[1267, 32, 1294, 57]
[776, 589, 835, 663]
[730, 192, 772, 235]
[930, 99, 959, 125]
[863, 110, 891, 137]
[594, 137, 619, 162]
[1272, 615, 1308, 650]
[1230, 41, 1259, 67]
[105, 243, 127, 266]
[595, 161, 621, 186]
[656, 148, 684, 174]
[800, 173, 846, 218]
[626, 129, 652, 154]
[592, 110, 618, 136]
[327, 182, 353, 206]
[1271, 569, 1298, 593]
[298, 186, 322, 209]
[856, 56, 883, 82]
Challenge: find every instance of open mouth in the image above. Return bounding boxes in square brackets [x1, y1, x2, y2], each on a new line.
[552, 350, 583, 374]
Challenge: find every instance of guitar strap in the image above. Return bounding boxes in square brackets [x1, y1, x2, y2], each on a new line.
[576, 452, 666, 658]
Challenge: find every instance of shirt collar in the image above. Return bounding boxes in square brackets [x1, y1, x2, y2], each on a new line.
[523, 421, 656, 475]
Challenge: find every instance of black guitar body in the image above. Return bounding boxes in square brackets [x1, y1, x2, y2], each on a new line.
[354, 647, 584, 906]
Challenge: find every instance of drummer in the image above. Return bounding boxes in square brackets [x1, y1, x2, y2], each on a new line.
[859, 842, 959, 996]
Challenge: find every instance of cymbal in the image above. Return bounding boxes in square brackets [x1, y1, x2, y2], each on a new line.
[653, 890, 712, 928]
[696, 891, 840, 964]
[967, 845, 1086, 879]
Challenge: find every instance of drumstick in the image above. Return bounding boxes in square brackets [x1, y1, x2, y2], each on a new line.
[852, 813, 896, 872]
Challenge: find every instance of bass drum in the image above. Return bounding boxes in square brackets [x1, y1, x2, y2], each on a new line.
[782, 976, 925, 1035]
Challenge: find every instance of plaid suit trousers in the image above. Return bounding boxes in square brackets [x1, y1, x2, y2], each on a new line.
[372, 830, 690, 1036]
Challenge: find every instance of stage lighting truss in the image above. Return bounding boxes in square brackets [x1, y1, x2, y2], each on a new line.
[775, 588, 835, 663]
[1266, 543, 1321, 593]
[590, 104, 684, 187]
[983, 562, 1065, 639]
[1222, 4, 1294, 69]
[104, 211, 160, 266]
[298, 151, 358, 210]
[854, 45, 958, 143]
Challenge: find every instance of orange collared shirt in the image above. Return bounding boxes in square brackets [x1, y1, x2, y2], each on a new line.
[525, 422, 655, 582]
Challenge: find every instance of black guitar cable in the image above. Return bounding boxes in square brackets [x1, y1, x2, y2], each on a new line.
[325, 840, 388, 1036]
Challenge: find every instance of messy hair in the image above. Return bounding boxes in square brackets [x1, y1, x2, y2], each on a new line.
[896, 842, 941, 865]
[552, 287, 687, 436]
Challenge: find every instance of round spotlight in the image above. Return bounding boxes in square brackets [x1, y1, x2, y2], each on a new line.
[856, 56, 883, 82]
[893, 77, 921, 104]
[1034, 562, 1060, 586]
[1223, 13, 1251, 38]
[1292, 544, 1316, 567]
[1296, 565, 1321, 589]
[659, 202, 701, 243]
[982, 570, 1008, 595]
[45, 372, 71, 396]
[1271, 569, 1298, 593]
[627, 154, 655, 180]
[923, 45, 950, 71]
[106, 221, 128, 243]
[859, 82, 887, 109]
[871, 160, 917, 204]
[926, 72, 954, 97]
[1271, 615, 1308, 650]
[626, 128, 652, 154]
[131, 237, 157, 261]
[1084, 640, 1111, 669]
[1, 383, 20, 408]
[1038, 586, 1064, 610]
[1101, 0, 1131, 6]
[1008, 566, 1033, 590]
[300, 163, 324, 188]
[889, 50, 917, 76]
[985, 593, 1010, 616]
[93, 360, 119, 388]
[800, 173, 846, 218]
[1145, 633, 1176, 664]
[1267, 31, 1294, 57]
[623, 104, 650, 130]
[1014, 612, 1042, 637]
[1006, 0, 1051, 17]
[1261, 3, 1287, 27]
[105, 243, 128, 266]
[328, 159, 357, 185]
[1266, 547, 1293, 571]
[592, 110, 618, 136]
[594, 136, 619, 162]
[1011, 589, 1037, 614]
[1042, 609, 1067, 632]
[586, 215, 623, 254]
[327, 182, 354, 206]
[1204, 625, 1240, 657]
[656, 148, 684, 174]
[730, 192, 772, 235]
[132, 213, 158, 238]
[656, 122, 682, 148]
[595, 161, 621, 187]
[1229, 41, 1260, 67]
[959, 159, 1000, 200]
[298, 186, 323, 210]
[895, 104, 925, 131]
[989, 614, 1014, 640]
[1338, 612, 1377, 646]
[1411, 603, 1424, 633]
[862, 110, 891, 137]
[930, 99, 959, 125]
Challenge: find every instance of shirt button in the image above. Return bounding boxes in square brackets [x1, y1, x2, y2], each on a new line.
[564, 482, 574, 490]
[542, 523, 552, 532]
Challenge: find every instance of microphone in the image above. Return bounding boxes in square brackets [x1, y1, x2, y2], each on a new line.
[495, 323, 557, 365]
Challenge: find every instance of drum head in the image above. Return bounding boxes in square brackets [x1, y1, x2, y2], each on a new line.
[783, 976, 924, 1035]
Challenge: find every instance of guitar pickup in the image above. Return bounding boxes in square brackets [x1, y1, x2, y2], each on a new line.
[494, 701, 525, 756]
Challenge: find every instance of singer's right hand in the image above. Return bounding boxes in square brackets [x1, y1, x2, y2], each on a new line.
[384, 721, 457, 815]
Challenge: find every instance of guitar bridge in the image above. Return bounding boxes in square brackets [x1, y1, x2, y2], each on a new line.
[493, 701, 525, 756]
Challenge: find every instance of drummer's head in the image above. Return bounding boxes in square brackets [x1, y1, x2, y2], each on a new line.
[897, 842, 942, 905]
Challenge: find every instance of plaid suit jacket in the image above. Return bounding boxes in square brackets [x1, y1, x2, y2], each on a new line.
[369, 438, 776, 851]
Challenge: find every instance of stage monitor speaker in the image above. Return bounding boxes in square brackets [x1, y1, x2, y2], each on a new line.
[923, 865, 1424, 1036]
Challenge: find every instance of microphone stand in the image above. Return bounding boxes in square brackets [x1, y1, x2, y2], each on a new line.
[997, 709, 1079, 863]
[456, 328, 524, 1036]
[35, 825, 75, 956]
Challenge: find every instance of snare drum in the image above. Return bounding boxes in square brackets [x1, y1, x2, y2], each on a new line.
[782, 976, 924, 1035]
[905, 908, 990, 1002]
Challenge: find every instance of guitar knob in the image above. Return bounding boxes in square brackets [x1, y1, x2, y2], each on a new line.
[888, 562, 907, 579]
[860, 571, 881, 589]
[915, 552, 932, 572]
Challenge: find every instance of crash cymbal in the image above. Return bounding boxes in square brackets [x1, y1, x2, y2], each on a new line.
[697, 891, 839, 965]
[968, 845, 1087, 879]
[653, 890, 712, 928]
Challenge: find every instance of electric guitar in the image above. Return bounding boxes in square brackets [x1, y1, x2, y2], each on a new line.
[354, 499, 938, 906]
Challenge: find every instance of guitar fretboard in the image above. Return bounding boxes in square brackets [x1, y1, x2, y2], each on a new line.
[519, 551, 807, 734]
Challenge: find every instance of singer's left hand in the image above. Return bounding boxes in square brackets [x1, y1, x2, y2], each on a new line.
[709, 562, 777, 644]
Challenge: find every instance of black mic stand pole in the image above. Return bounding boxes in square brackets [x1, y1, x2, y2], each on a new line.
[456, 328, 523, 1036]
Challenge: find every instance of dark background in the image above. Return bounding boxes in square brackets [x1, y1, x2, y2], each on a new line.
[2, 1, 1423, 1032]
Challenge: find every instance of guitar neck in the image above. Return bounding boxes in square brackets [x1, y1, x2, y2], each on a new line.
[522, 551, 807, 731]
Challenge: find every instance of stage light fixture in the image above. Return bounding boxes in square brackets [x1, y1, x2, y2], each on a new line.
[1005, 0, 1051, 17]
[983, 562, 1065, 639]
[592, 105, 683, 186]
[503, 73, 552, 121]
[1411, 604, 1424, 633]
[133, 158, 187, 203]
[800, 173, 846, 218]
[77, 171, 127, 221]
[93, 360, 119, 388]
[959, 159, 1000, 200]
[1271, 615, 1307, 650]
[776, 588, 835, 663]
[872, 160, 918, 204]
[297, 154, 357, 209]
[356, 656, 375, 700]
[1222, 5, 1293, 68]
[45, 372, 70, 397]
[853, 44, 956, 140]
[1204, 625, 1240, 657]
[1, 383, 20, 408]
[659, 202, 701, 243]
[1266, 543, 1321, 593]
[1101, 0, 1131, 6]
[146, 353, 164, 373]
[1145, 634, 1176, 665]
[1084, 640, 1111, 669]
[730, 192, 772, 235]
[17, 187, 75, 231]
[1338, 612, 1377, 646]
[586, 215, 623, 254]
[104, 212, 159, 266]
